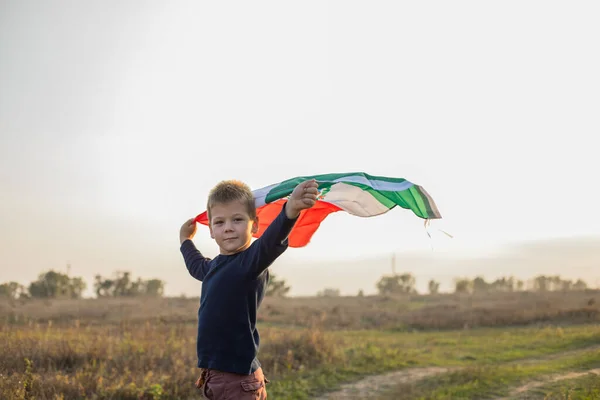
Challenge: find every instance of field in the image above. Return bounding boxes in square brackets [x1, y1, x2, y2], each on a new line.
[1, 289, 600, 399]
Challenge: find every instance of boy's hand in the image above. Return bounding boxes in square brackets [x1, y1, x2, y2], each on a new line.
[180, 218, 197, 244]
[286, 179, 319, 219]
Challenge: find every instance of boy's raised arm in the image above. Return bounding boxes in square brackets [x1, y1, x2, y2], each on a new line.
[179, 218, 211, 281]
[180, 240, 211, 281]
[248, 179, 319, 277]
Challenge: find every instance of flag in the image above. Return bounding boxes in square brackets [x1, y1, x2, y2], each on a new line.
[195, 172, 441, 247]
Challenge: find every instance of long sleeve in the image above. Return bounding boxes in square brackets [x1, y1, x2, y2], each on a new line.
[180, 239, 211, 281]
[247, 202, 297, 278]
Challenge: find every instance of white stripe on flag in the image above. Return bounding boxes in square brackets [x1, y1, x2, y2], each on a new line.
[323, 183, 390, 217]
[329, 175, 414, 192]
[253, 183, 279, 208]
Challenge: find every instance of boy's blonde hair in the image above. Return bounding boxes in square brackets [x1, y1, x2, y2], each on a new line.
[207, 180, 256, 221]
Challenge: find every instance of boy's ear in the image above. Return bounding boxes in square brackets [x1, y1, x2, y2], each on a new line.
[251, 217, 259, 234]
[209, 223, 215, 239]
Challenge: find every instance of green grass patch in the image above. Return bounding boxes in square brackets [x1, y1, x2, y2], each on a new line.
[520, 371, 600, 400]
[374, 347, 600, 399]
[265, 324, 600, 399]
[2, 322, 600, 399]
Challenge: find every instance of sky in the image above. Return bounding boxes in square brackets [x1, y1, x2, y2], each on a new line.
[1, 1, 599, 297]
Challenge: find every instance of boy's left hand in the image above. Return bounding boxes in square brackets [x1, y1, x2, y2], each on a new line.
[286, 179, 319, 219]
[180, 218, 197, 244]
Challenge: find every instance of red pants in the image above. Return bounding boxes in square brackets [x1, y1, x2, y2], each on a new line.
[196, 367, 268, 399]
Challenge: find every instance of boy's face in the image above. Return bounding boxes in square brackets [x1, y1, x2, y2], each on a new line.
[209, 200, 258, 255]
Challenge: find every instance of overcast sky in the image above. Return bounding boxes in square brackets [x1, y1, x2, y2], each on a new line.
[1, 1, 599, 296]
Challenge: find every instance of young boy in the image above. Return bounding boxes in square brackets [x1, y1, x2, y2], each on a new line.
[179, 178, 319, 399]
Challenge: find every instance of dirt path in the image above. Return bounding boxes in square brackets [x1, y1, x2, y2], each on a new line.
[315, 344, 600, 400]
[314, 366, 453, 400]
[499, 368, 600, 399]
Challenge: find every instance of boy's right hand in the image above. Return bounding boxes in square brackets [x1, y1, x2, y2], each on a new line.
[180, 218, 197, 244]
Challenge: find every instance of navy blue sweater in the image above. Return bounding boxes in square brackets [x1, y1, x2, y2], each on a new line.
[180, 203, 297, 375]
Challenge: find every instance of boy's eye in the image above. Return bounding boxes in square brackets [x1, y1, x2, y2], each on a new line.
[214, 221, 223, 225]
[234, 218, 243, 222]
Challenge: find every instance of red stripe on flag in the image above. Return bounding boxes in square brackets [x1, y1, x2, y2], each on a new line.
[195, 200, 342, 247]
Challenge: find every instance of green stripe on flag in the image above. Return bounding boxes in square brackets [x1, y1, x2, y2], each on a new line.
[412, 185, 442, 219]
[262, 172, 440, 220]
[408, 186, 430, 218]
[264, 172, 409, 203]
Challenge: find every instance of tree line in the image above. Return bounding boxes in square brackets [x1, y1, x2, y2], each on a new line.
[376, 273, 590, 295]
[0, 270, 166, 300]
[0, 269, 292, 300]
[315, 273, 592, 297]
[1, 269, 592, 300]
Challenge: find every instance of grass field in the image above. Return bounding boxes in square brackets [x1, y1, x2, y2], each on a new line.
[373, 345, 600, 399]
[519, 371, 600, 400]
[1, 290, 599, 399]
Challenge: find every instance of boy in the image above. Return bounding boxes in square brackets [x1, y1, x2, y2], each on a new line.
[179, 178, 319, 399]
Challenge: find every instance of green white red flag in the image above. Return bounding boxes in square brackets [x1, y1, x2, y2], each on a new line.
[195, 172, 441, 248]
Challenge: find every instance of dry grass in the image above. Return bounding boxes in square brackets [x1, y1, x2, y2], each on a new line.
[261, 290, 600, 330]
[0, 321, 340, 399]
[1, 291, 599, 399]
[0, 296, 197, 326]
[2, 290, 598, 331]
